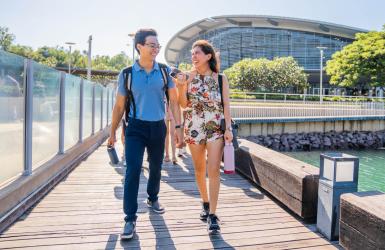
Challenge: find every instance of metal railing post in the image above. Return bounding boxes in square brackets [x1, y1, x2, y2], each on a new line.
[100, 89, 103, 130]
[58, 72, 66, 154]
[106, 88, 110, 126]
[23, 59, 33, 176]
[92, 85, 95, 135]
[79, 79, 84, 142]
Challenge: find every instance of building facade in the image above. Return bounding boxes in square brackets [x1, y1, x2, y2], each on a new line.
[165, 15, 367, 94]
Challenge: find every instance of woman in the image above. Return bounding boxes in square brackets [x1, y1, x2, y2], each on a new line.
[175, 40, 233, 234]
[164, 103, 177, 165]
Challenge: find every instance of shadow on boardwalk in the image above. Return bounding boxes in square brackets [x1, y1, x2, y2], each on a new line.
[0, 138, 339, 249]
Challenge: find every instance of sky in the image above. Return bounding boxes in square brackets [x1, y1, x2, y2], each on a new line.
[1, 0, 384, 63]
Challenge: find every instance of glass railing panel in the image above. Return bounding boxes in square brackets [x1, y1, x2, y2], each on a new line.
[64, 74, 80, 150]
[82, 80, 93, 139]
[0, 50, 25, 185]
[31, 62, 60, 169]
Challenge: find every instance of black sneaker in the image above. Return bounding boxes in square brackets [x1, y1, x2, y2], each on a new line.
[147, 199, 165, 214]
[121, 221, 136, 240]
[200, 202, 210, 221]
[207, 214, 220, 234]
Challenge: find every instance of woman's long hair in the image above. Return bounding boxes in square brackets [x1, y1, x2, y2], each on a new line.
[192, 40, 219, 73]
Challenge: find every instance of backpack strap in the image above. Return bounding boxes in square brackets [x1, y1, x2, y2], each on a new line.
[122, 66, 136, 121]
[158, 63, 170, 104]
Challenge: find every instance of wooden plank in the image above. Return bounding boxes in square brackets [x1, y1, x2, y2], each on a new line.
[0, 140, 337, 249]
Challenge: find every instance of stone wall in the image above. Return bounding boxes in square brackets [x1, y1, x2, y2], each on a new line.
[246, 130, 385, 152]
[237, 118, 385, 137]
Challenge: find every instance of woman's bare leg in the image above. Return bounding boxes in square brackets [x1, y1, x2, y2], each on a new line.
[206, 138, 224, 214]
[189, 144, 209, 202]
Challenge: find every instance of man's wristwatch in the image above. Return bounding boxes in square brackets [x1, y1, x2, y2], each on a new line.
[175, 124, 182, 129]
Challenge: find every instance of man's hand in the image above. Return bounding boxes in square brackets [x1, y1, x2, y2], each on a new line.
[107, 133, 117, 147]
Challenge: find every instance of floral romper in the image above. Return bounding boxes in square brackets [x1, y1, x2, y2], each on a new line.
[184, 74, 224, 145]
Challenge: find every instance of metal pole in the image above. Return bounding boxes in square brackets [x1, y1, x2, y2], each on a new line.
[87, 35, 92, 81]
[69, 45, 72, 74]
[132, 38, 135, 62]
[317, 46, 327, 104]
[101, 89, 103, 130]
[59, 72, 66, 154]
[126, 43, 130, 66]
[92, 85, 95, 135]
[23, 59, 33, 176]
[320, 49, 323, 103]
[79, 79, 84, 143]
[128, 33, 135, 63]
[65, 42, 76, 74]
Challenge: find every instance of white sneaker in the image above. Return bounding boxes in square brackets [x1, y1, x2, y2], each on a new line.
[178, 148, 187, 157]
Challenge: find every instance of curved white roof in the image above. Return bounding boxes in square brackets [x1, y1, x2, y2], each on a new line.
[165, 15, 368, 64]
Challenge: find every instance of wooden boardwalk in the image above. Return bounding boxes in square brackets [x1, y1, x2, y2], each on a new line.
[0, 138, 341, 249]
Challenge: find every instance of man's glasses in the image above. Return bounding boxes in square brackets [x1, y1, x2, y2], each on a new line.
[144, 43, 162, 50]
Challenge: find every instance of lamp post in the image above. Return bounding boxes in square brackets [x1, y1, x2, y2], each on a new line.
[126, 43, 130, 66]
[316, 46, 327, 103]
[87, 36, 92, 81]
[65, 42, 76, 74]
[128, 33, 135, 63]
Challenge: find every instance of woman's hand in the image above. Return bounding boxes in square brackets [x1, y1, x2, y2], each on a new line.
[224, 129, 233, 144]
[175, 73, 188, 88]
[175, 70, 196, 88]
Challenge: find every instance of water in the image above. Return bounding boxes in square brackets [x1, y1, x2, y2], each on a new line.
[284, 149, 385, 192]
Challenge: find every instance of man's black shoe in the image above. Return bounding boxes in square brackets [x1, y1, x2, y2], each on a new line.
[121, 221, 136, 240]
[147, 199, 165, 214]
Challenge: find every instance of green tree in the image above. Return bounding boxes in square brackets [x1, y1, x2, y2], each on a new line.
[178, 63, 193, 71]
[224, 57, 308, 92]
[326, 27, 385, 90]
[8, 44, 34, 58]
[2, 27, 131, 83]
[0, 26, 15, 51]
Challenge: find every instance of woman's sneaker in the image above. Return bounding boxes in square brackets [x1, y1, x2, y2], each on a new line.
[207, 214, 220, 234]
[177, 147, 187, 157]
[200, 202, 210, 221]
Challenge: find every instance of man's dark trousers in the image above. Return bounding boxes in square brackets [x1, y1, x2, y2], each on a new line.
[123, 118, 166, 222]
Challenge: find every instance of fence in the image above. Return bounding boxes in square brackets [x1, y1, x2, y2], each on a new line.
[230, 92, 385, 119]
[0, 50, 115, 186]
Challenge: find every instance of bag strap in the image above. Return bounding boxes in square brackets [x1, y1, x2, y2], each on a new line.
[218, 74, 235, 127]
[218, 73, 224, 109]
[123, 66, 136, 121]
[158, 63, 170, 104]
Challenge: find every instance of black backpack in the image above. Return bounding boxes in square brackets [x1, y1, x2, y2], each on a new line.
[122, 62, 169, 122]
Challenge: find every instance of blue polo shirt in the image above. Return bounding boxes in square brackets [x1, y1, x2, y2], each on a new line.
[117, 61, 175, 121]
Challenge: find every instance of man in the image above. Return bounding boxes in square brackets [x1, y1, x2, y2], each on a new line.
[107, 28, 183, 240]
